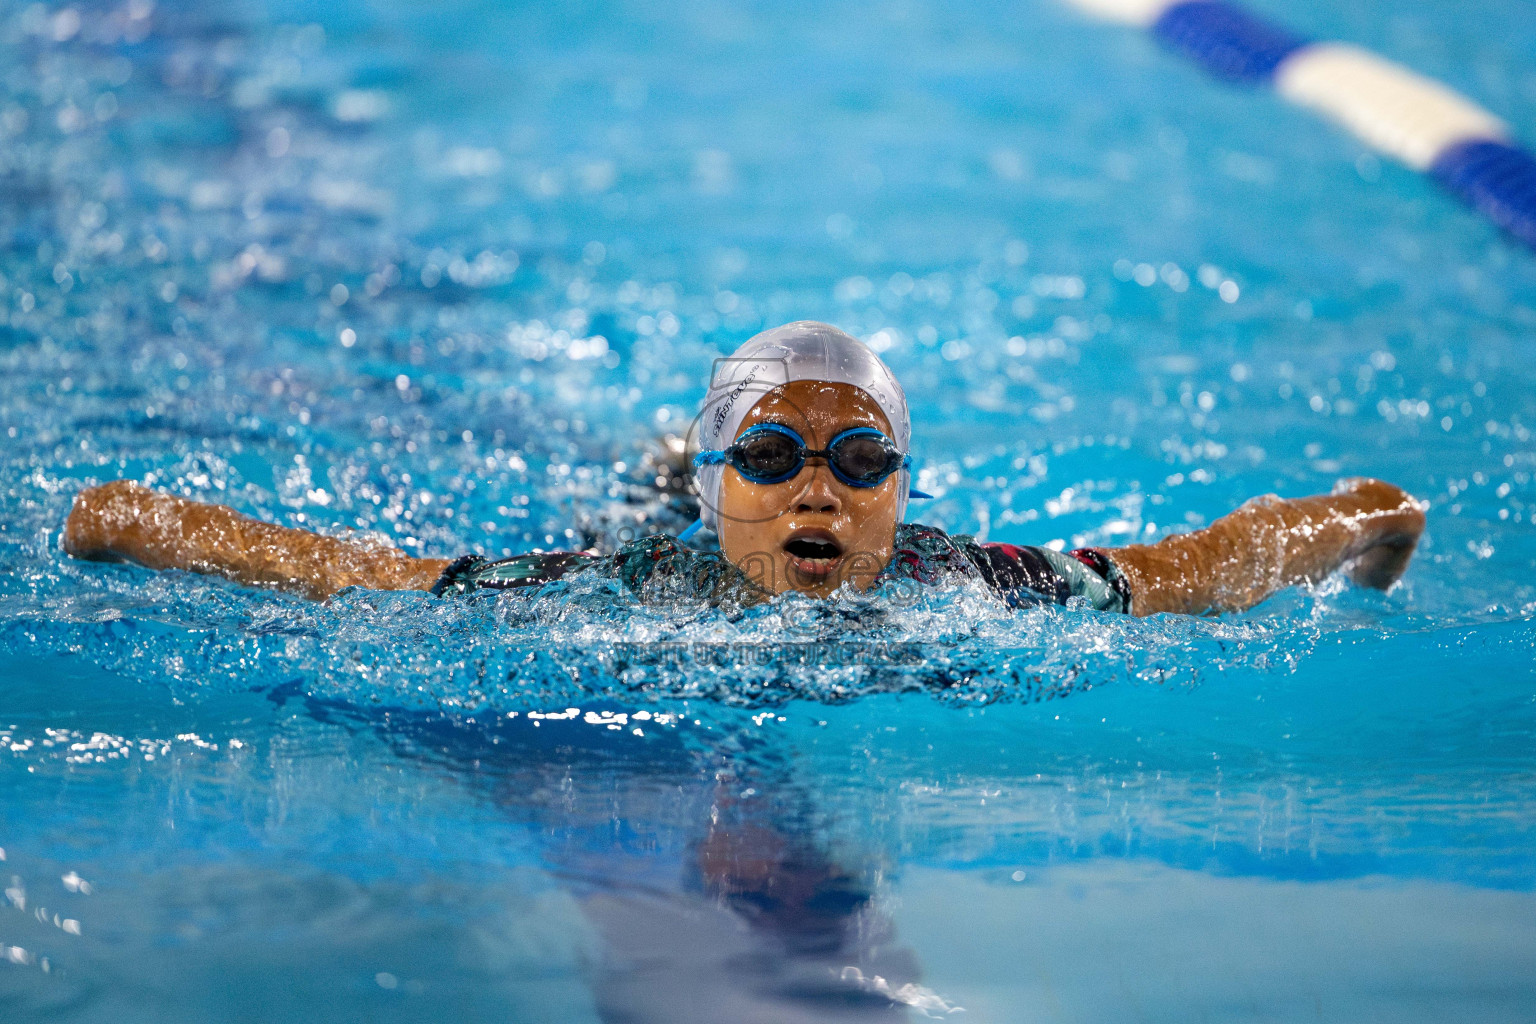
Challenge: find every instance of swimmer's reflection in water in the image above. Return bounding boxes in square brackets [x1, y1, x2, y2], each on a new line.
[591, 773, 929, 1021]
[324, 699, 931, 1021]
[62, 320, 1426, 618]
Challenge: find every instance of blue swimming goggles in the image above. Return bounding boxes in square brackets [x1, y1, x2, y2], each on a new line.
[694, 423, 934, 495]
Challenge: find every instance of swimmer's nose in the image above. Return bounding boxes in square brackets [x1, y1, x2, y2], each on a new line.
[791, 463, 842, 515]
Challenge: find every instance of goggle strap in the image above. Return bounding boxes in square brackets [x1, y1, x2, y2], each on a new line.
[902, 455, 934, 498]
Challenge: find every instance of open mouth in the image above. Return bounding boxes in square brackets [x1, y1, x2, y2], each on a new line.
[783, 531, 843, 579]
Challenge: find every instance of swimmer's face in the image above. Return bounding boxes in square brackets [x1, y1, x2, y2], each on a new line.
[716, 380, 899, 598]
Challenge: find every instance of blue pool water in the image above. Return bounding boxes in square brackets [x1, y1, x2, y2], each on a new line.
[2, 0, 1535, 1019]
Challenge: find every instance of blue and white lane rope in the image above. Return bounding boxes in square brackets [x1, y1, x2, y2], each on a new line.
[1066, 0, 1536, 250]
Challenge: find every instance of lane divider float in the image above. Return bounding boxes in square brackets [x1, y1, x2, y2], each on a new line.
[1066, 0, 1536, 249]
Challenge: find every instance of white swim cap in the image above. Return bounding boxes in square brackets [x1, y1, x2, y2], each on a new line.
[691, 320, 914, 533]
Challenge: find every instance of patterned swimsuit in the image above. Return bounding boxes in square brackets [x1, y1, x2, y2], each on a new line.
[431, 522, 1133, 614]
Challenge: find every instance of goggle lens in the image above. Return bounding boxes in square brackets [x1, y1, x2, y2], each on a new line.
[831, 435, 897, 484]
[735, 432, 802, 479]
[725, 427, 904, 487]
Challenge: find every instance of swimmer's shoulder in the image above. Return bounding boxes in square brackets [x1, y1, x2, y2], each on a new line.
[896, 522, 1131, 613]
[432, 531, 755, 603]
[883, 521, 1002, 588]
[430, 548, 610, 596]
[613, 531, 767, 604]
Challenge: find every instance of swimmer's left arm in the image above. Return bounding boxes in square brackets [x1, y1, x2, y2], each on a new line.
[1103, 477, 1426, 616]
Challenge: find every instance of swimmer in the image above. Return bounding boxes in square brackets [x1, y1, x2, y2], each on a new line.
[62, 321, 1425, 615]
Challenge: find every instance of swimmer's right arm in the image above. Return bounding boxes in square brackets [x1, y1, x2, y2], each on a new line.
[62, 480, 453, 601]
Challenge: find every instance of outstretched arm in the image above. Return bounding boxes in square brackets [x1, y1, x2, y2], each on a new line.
[1107, 478, 1425, 616]
[63, 480, 452, 601]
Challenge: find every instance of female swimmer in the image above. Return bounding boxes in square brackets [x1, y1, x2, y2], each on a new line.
[62, 321, 1425, 615]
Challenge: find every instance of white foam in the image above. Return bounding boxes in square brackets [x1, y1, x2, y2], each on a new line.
[1275, 44, 1506, 169]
